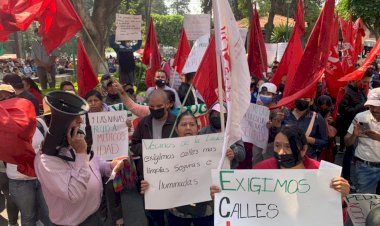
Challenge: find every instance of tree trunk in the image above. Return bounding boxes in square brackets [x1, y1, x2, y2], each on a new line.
[265, 0, 276, 42]
[72, 0, 120, 74]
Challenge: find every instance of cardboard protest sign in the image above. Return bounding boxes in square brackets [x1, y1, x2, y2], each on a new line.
[212, 169, 343, 226]
[115, 14, 142, 41]
[184, 14, 211, 40]
[346, 194, 380, 226]
[182, 34, 210, 74]
[265, 43, 278, 65]
[276, 42, 288, 61]
[241, 104, 270, 149]
[143, 133, 226, 209]
[84, 111, 129, 160]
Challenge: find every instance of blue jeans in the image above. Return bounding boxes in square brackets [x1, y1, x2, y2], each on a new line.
[9, 179, 51, 226]
[355, 161, 380, 193]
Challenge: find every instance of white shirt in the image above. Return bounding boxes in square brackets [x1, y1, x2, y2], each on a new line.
[348, 110, 380, 162]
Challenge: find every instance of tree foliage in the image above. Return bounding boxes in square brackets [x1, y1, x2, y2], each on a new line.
[336, 0, 380, 39]
[152, 14, 183, 48]
[169, 0, 191, 15]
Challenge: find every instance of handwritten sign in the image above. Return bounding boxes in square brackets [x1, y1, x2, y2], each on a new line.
[115, 14, 142, 41]
[86, 111, 129, 160]
[182, 34, 209, 74]
[346, 194, 380, 226]
[184, 14, 211, 40]
[241, 104, 270, 149]
[212, 169, 343, 226]
[143, 133, 226, 209]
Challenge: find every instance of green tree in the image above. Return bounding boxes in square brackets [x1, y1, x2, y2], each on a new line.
[336, 0, 380, 39]
[151, 0, 168, 15]
[169, 0, 190, 15]
[152, 14, 183, 48]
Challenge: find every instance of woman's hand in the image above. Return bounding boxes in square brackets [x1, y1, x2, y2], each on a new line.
[140, 180, 149, 195]
[210, 185, 221, 200]
[68, 127, 87, 154]
[112, 80, 125, 94]
[226, 148, 235, 161]
[330, 177, 350, 197]
[111, 160, 124, 172]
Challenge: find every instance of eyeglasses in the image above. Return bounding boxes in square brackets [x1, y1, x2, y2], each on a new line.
[274, 142, 291, 151]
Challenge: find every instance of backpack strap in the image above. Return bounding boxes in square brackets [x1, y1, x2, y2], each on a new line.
[305, 112, 316, 138]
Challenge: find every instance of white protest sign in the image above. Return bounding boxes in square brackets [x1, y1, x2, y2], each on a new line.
[212, 169, 343, 226]
[184, 14, 211, 40]
[86, 111, 129, 160]
[115, 14, 142, 41]
[346, 194, 380, 226]
[241, 104, 270, 149]
[276, 42, 288, 61]
[169, 67, 182, 91]
[265, 43, 278, 65]
[182, 34, 209, 74]
[320, 160, 342, 173]
[143, 133, 225, 209]
[239, 28, 248, 44]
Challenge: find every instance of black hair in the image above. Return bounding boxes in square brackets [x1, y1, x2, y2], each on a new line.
[22, 77, 41, 94]
[185, 72, 196, 83]
[164, 90, 175, 107]
[60, 81, 75, 91]
[3, 73, 23, 89]
[176, 111, 197, 128]
[363, 68, 374, 78]
[84, 89, 103, 102]
[278, 125, 307, 163]
[316, 95, 332, 107]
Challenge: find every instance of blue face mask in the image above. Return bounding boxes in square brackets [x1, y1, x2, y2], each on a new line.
[259, 94, 273, 105]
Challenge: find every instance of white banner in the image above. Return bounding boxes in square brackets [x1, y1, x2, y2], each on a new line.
[84, 111, 129, 160]
[241, 104, 270, 149]
[182, 34, 209, 74]
[143, 133, 225, 209]
[184, 14, 211, 41]
[276, 42, 288, 62]
[115, 14, 142, 41]
[346, 194, 380, 226]
[265, 43, 278, 65]
[239, 28, 248, 45]
[212, 169, 343, 226]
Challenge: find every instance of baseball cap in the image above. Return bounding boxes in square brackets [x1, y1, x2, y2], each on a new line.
[0, 84, 15, 93]
[259, 82, 277, 94]
[211, 103, 227, 114]
[365, 87, 380, 107]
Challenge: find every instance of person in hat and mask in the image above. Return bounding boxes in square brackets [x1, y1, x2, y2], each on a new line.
[100, 74, 123, 106]
[177, 72, 204, 106]
[198, 103, 245, 169]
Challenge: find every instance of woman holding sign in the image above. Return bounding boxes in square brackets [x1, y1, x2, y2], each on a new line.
[210, 125, 350, 222]
[140, 112, 214, 226]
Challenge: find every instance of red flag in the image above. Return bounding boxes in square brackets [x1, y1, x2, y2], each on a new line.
[38, 0, 82, 54]
[247, 6, 267, 79]
[276, 0, 335, 107]
[0, 0, 52, 40]
[354, 18, 365, 56]
[0, 98, 36, 177]
[142, 17, 161, 88]
[173, 28, 191, 74]
[325, 15, 346, 99]
[193, 35, 219, 109]
[77, 38, 99, 97]
[339, 37, 380, 82]
[339, 15, 356, 74]
[271, 0, 305, 87]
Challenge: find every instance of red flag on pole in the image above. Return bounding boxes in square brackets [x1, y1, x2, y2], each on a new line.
[38, 0, 82, 54]
[173, 28, 191, 74]
[247, 5, 267, 79]
[193, 35, 219, 109]
[77, 38, 99, 98]
[0, 98, 37, 177]
[339, 37, 380, 82]
[354, 18, 365, 56]
[276, 0, 335, 107]
[339, 15, 356, 74]
[271, 0, 305, 87]
[142, 17, 161, 88]
[325, 15, 346, 99]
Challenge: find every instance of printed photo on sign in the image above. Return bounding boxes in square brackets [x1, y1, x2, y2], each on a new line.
[212, 169, 343, 226]
[143, 133, 227, 210]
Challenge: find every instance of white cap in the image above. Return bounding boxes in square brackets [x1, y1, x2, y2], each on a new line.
[259, 82, 277, 94]
[365, 87, 380, 107]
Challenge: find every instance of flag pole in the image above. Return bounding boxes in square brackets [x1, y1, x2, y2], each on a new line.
[216, 54, 225, 132]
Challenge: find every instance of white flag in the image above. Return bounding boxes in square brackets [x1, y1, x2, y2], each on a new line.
[213, 0, 251, 168]
[182, 34, 210, 74]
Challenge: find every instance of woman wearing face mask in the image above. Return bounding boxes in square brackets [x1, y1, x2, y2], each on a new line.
[210, 125, 349, 222]
[140, 112, 214, 226]
[281, 97, 328, 159]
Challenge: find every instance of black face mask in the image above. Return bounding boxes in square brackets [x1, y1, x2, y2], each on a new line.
[150, 107, 166, 119]
[279, 83, 285, 93]
[155, 79, 166, 88]
[274, 152, 299, 168]
[210, 116, 222, 130]
[294, 99, 310, 111]
[108, 93, 120, 100]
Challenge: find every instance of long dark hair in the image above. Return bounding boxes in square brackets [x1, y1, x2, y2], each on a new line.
[22, 77, 42, 94]
[278, 125, 307, 162]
